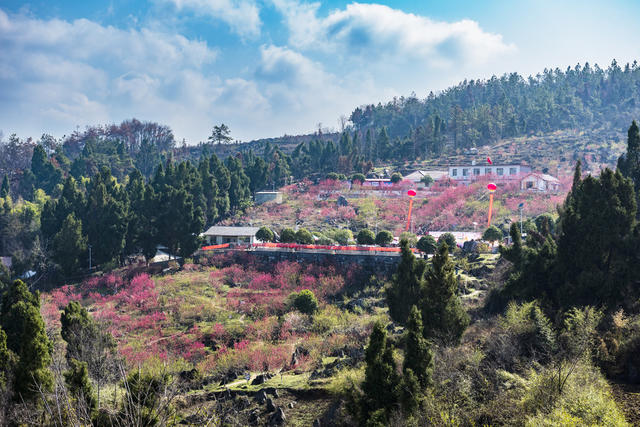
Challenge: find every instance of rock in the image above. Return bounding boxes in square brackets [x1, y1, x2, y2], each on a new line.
[251, 374, 266, 385]
[288, 401, 296, 409]
[248, 410, 260, 425]
[236, 396, 251, 410]
[266, 397, 276, 412]
[255, 390, 267, 404]
[251, 373, 274, 385]
[269, 407, 286, 425]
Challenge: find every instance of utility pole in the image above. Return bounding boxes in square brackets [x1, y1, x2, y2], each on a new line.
[518, 202, 524, 236]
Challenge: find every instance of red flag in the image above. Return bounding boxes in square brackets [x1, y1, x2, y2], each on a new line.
[487, 157, 493, 165]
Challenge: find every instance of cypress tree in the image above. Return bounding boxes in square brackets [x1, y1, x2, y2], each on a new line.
[52, 214, 87, 276]
[0, 327, 17, 392]
[403, 306, 433, 388]
[64, 359, 96, 417]
[387, 239, 426, 325]
[360, 322, 399, 425]
[0, 280, 53, 401]
[421, 244, 469, 344]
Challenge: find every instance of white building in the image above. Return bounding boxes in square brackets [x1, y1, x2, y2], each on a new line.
[448, 164, 531, 181]
[201, 226, 261, 245]
[404, 170, 448, 186]
[520, 172, 561, 192]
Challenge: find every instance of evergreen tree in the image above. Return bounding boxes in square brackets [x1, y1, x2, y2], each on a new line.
[403, 306, 433, 388]
[209, 155, 230, 217]
[618, 121, 640, 213]
[0, 280, 53, 401]
[387, 239, 426, 325]
[84, 167, 129, 266]
[30, 145, 62, 194]
[124, 169, 148, 256]
[225, 156, 251, 212]
[0, 327, 17, 393]
[0, 174, 9, 198]
[360, 321, 399, 425]
[64, 359, 97, 417]
[60, 301, 117, 409]
[52, 213, 87, 276]
[421, 244, 469, 344]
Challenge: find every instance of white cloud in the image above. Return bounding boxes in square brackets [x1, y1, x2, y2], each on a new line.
[0, 9, 223, 141]
[159, 0, 261, 38]
[273, 1, 515, 65]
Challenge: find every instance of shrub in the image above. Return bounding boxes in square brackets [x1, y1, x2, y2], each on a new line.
[332, 229, 353, 245]
[357, 229, 376, 245]
[375, 230, 394, 247]
[437, 232, 456, 251]
[482, 225, 503, 244]
[417, 235, 437, 254]
[256, 226, 274, 242]
[399, 232, 417, 247]
[290, 290, 319, 315]
[390, 173, 403, 183]
[280, 227, 296, 243]
[351, 173, 366, 184]
[420, 175, 434, 186]
[326, 172, 340, 181]
[295, 228, 314, 244]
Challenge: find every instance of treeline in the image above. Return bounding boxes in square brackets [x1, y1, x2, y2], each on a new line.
[349, 60, 640, 156]
[0, 143, 269, 281]
[493, 120, 640, 314]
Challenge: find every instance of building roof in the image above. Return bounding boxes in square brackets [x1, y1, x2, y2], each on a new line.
[202, 226, 260, 236]
[521, 172, 560, 183]
[404, 170, 448, 181]
[448, 163, 530, 168]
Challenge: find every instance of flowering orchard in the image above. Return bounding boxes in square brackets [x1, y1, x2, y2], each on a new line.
[40, 259, 377, 377]
[223, 177, 569, 235]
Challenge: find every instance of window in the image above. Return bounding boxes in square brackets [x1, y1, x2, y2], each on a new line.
[497, 168, 504, 176]
[452, 169, 457, 177]
[463, 169, 469, 176]
[509, 167, 517, 175]
[485, 168, 492, 174]
[473, 168, 480, 176]
[526, 181, 534, 189]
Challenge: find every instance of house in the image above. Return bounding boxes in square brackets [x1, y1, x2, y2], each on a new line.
[448, 164, 531, 181]
[520, 172, 561, 192]
[201, 226, 261, 245]
[404, 170, 448, 186]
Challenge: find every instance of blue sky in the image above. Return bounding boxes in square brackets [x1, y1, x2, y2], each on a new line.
[1, 1, 640, 143]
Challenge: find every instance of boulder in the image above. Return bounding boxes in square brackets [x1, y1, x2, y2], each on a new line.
[266, 397, 276, 412]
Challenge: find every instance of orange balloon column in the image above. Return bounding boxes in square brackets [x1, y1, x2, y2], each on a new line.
[487, 183, 497, 226]
[406, 189, 417, 231]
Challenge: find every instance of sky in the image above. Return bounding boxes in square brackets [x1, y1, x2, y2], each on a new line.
[1, 0, 640, 144]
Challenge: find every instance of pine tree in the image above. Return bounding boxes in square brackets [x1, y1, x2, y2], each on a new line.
[0, 280, 53, 401]
[387, 239, 426, 325]
[360, 322, 399, 425]
[403, 306, 433, 388]
[421, 244, 469, 344]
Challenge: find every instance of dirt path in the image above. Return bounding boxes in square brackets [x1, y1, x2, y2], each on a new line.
[610, 382, 640, 426]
